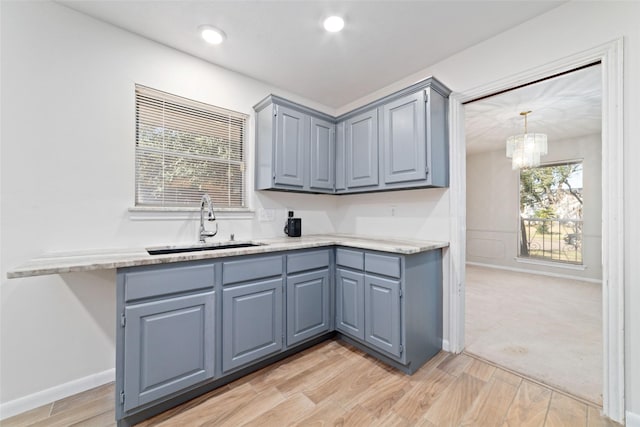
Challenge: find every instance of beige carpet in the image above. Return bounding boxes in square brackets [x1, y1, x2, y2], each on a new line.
[464, 264, 602, 405]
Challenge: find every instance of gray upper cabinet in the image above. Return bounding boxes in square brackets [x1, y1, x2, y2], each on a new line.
[254, 95, 335, 193]
[310, 117, 335, 190]
[255, 77, 450, 195]
[222, 277, 283, 372]
[334, 121, 346, 191]
[123, 291, 215, 412]
[382, 91, 427, 184]
[345, 109, 379, 188]
[275, 105, 307, 187]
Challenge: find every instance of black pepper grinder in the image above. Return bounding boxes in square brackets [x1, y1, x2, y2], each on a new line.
[284, 210, 302, 237]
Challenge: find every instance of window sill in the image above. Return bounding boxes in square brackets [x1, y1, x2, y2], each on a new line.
[128, 207, 255, 221]
[514, 257, 587, 271]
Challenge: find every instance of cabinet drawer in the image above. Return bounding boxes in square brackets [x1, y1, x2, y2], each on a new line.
[365, 253, 401, 278]
[336, 248, 364, 270]
[124, 264, 215, 302]
[287, 250, 330, 274]
[222, 255, 283, 285]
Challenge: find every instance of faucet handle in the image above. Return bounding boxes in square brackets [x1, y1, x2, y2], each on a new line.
[230, 233, 235, 241]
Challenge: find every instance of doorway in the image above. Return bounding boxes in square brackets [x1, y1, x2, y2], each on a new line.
[463, 64, 602, 404]
[446, 39, 625, 422]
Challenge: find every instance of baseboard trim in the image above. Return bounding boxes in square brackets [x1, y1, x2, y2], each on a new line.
[627, 411, 640, 427]
[0, 368, 115, 420]
[466, 261, 602, 284]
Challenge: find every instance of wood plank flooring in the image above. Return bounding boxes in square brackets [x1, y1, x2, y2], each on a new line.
[2, 340, 618, 427]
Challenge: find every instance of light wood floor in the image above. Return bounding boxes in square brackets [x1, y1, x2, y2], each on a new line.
[2, 340, 618, 427]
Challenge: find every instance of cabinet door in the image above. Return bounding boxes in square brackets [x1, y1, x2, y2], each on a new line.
[365, 275, 402, 357]
[286, 269, 330, 346]
[123, 291, 215, 412]
[275, 105, 307, 187]
[383, 91, 427, 184]
[346, 109, 378, 188]
[335, 268, 365, 340]
[335, 121, 346, 191]
[222, 278, 283, 372]
[310, 117, 335, 191]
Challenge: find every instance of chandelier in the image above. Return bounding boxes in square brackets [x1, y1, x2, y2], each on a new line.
[506, 111, 548, 170]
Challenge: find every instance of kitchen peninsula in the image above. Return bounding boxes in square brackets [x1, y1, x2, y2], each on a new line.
[8, 234, 447, 427]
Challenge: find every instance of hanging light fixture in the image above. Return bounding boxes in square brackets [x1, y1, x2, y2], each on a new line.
[506, 111, 548, 170]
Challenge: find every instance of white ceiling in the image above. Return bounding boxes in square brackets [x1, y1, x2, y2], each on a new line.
[465, 64, 602, 155]
[58, 0, 565, 109]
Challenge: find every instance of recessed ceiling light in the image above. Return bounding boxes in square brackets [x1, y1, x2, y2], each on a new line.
[323, 16, 345, 33]
[199, 26, 226, 45]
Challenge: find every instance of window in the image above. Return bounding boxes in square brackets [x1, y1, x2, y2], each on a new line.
[135, 85, 247, 209]
[519, 161, 583, 264]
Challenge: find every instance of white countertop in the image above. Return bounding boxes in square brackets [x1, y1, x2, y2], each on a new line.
[6, 234, 448, 279]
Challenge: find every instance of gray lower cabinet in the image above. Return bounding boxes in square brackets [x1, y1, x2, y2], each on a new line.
[116, 247, 442, 425]
[121, 289, 215, 412]
[286, 269, 330, 346]
[335, 268, 365, 340]
[335, 248, 442, 372]
[222, 277, 283, 372]
[364, 275, 401, 357]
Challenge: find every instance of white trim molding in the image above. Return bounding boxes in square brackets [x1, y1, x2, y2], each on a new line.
[0, 368, 115, 421]
[467, 261, 602, 284]
[627, 411, 640, 427]
[449, 38, 625, 422]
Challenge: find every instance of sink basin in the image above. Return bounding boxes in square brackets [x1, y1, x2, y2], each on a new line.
[146, 242, 263, 256]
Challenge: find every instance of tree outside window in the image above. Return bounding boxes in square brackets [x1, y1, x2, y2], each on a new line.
[519, 161, 583, 264]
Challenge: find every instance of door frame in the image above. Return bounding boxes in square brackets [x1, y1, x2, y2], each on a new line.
[447, 38, 624, 422]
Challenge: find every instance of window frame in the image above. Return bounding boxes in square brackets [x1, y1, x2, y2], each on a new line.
[132, 85, 251, 218]
[516, 159, 585, 266]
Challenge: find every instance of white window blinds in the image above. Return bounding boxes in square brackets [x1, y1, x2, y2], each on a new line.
[135, 85, 247, 208]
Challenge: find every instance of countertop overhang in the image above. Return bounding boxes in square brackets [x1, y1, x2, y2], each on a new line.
[6, 234, 449, 279]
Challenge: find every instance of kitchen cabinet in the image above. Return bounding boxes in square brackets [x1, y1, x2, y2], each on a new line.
[286, 269, 330, 346]
[118, 264, 216, 413]
[382, 90, 427, 184]
[364, 275, 401, 357]
[345, 108, 379, 188]
[254, 95, 335, 193]
[221, 255, 284, 372]
[286, 250, 331, 346]
[335, 268, 365, 340]
[310, 117, 335, 190]
[115, 244, 442, 426]
[222, 277, 283, 372]
[274, 105, 306, 188]
[334, 248, 442, 373]
[255, 77, 450, 195]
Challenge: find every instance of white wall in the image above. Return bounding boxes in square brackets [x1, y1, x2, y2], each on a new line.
[0, 0, 338, 407]
[335, 0, 640, 418]
[466, 134, 602, 281]
[2, 0, 640, 421]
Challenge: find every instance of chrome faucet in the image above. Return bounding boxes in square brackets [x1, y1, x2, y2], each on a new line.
[199, 194, 218, 243]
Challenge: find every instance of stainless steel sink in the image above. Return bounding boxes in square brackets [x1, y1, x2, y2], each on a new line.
[146, 241, 264, 255]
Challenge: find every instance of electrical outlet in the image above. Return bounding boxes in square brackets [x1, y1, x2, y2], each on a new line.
[258, 208, 275, 222]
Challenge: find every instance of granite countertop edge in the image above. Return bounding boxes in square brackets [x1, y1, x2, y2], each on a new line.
[7, 234, 449, 279]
